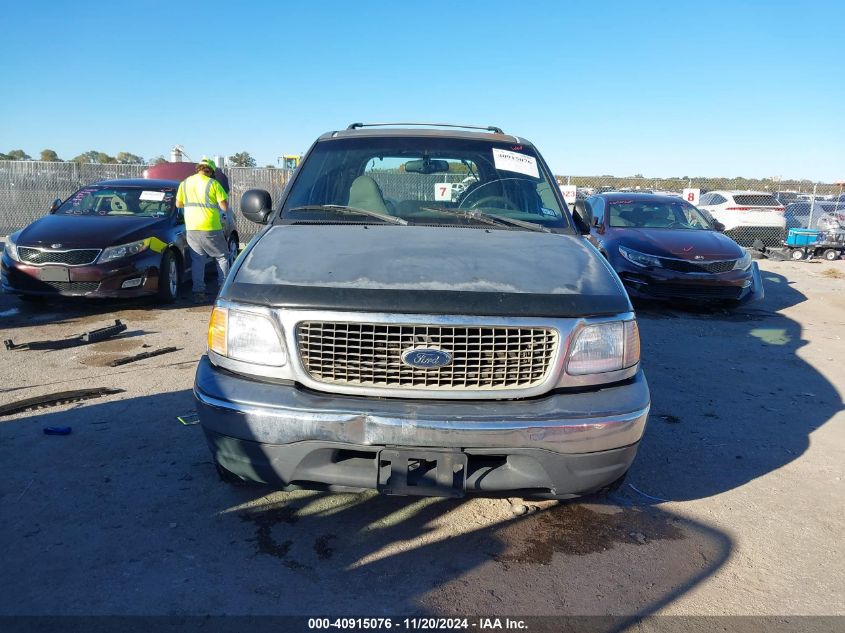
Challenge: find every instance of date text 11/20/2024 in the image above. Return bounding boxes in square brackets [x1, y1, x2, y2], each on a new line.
[307, 618, 528, 630]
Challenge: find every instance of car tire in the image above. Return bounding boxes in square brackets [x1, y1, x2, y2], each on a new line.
[823, 249, 839, 261]
[215, 462, 249, 486]
[157, 249, 180, 303]
[227, 235, 239, 266]
[790, 248, 806, 261]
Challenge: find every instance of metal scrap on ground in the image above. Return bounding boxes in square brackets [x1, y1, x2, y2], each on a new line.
[108, 346, 180, 367]
[0, 387, 125, 417]
[3, 320, 127, 351]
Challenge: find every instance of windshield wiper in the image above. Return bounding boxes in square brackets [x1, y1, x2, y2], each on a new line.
[287, 204, 407, 225]
[419, 206, 550, 233]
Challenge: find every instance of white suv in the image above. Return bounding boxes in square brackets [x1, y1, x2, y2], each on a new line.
[698, 190, 786, 246]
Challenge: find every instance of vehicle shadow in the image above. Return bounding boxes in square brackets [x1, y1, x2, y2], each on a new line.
[627, 268, 842, 503]
[0, 389, 731, 623]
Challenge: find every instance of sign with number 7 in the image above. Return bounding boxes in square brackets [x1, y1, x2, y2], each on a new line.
[434, 182, 454, 201]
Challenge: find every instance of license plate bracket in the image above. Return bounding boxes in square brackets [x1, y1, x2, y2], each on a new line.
[377, 449, 468, 497]
[39, 267, 70, 282]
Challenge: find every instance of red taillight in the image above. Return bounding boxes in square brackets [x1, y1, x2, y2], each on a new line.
[725, 206, 754, 211]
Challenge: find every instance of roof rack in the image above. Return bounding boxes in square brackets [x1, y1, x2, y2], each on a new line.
[346, 122, 505, 134]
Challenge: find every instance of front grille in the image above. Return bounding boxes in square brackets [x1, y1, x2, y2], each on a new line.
[660, 258, 736, 274]
[5, 270, 99, 294]
[18, 247, 100, 266]
[646, 283, 744, 301]
[297, 321, 558, 391]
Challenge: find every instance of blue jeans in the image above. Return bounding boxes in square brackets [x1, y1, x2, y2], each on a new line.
[186, 230, 230, 294]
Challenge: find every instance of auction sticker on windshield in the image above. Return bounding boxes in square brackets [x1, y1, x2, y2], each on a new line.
[493, 148, 539, 178]
[140, 190, 166, 201]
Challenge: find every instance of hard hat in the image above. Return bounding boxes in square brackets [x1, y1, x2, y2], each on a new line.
[197, 157, 217, 172]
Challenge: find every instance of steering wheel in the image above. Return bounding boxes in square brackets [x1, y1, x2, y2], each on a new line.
[466, 195, 520, 211]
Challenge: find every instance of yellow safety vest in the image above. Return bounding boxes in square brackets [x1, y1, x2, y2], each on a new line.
[177, 173, 228, 231]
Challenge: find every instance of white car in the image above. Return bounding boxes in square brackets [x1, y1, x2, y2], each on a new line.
[697, 190, 786, 247]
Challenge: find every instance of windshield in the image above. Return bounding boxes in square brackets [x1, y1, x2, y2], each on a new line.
[608, 199, 714, 230]
[56, 186, 176, 217]
[281, 136, 568, 229]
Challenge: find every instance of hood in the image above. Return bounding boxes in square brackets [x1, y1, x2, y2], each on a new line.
[225, 225, 631, 318]
[610, 228, 743, 260]
[16, 214, 171, 249]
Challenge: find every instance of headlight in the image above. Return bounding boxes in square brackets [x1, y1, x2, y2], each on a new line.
[733, 250, 752, 270]
[4, 231, 21, 262]
[208, 306, 287, 366]
[99, 239, 150, 263]
[619, 245, 662, 268]
[567, 320, 640, 375]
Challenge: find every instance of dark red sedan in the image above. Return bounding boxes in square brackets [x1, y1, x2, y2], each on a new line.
[577, 193, 764, 304]
[2, 170, 239, 302]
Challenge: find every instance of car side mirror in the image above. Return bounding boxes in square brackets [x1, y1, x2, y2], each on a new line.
[49, 198, 62, 213]
[714, 221, 725, 232]
[572, 201, 593, 235]
[241, 189, 273, 225]
[175, 207, 185, 225]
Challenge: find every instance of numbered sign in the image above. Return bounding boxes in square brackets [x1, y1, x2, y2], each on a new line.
[683, 188, 700, 205]
[434, 182, 454, 201]
[559, 185, 577, 206]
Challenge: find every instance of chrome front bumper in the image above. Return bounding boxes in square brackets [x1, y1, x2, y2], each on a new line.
[194, 355, 649, 455]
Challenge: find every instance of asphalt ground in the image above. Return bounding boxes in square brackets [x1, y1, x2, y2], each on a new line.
[0, 257, 843, 625]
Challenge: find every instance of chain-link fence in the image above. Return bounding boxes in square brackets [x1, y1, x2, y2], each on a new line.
[0, 161, 292, 242]
[2, 161, 842, 250]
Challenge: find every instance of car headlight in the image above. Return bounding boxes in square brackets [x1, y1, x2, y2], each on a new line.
[567, 320, 640, 375]
[3, 231, 21, 262]
[733, 250, 752, 270]
[208, 306, 287, 366]
[619, 245, 662, 268]
[98, 239, 150, 263]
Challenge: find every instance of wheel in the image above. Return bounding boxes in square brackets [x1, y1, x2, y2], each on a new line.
[157, 249, 179, 303]
[823, 249, 839, 261]
[215, 462, 249, 486]
[790, 248, 806, 261]
[227, 234, 239, 265]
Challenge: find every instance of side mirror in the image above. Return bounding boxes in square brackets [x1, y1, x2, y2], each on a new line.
[175, 207, 185, 225]
[714, 221, 726, 232]
[572, 201, 593, 235]
[241, 189, 273, 225]
[49, 198, 62, 213]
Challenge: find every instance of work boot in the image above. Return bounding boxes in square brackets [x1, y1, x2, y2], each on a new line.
[191, 292, 207, 304]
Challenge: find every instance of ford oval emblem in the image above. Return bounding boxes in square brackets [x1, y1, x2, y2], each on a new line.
[401, 348, 453, 369]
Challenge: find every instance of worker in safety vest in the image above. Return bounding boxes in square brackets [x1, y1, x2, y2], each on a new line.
[175, 157, 230, 302]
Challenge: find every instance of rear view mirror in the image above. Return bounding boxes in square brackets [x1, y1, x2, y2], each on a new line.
[49, 198, 62, 213]
[404, 159, 450, 174]
[241, 189, 273, 224]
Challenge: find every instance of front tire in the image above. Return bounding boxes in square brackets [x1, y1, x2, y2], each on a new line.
[157, 250, 179, 303]
[790, 248, 806, 261]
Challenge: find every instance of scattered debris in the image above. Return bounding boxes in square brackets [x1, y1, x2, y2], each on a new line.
[43, 426, 72, 436]
[177, 412, 200, 426]
[4, 320, 127, 351]
[659, 414, 682, 424]
[627, 483, 670, 503]
[0, 387, 125, 417]
[108, 346, 180, 367]
[820, 268, 845, 279]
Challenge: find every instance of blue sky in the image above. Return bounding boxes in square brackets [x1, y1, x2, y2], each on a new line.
[1, 0, 843, 181]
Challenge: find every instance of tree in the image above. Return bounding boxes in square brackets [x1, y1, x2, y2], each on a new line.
[116, 152, 144, 164]
[149, 155, 167, 165]
[72, 150, 116, 164]
[40, 149, 61, 162]
[5, 149, 32, 161]
[228, 151, 256, 167]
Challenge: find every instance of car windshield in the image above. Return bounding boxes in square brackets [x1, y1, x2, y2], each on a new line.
[280, 136, 568, 229]
[608, 199, 714, 230]
[56, 185, 176, 217]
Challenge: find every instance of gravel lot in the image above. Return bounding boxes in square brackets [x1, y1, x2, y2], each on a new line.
[0, 257, 843, 621]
